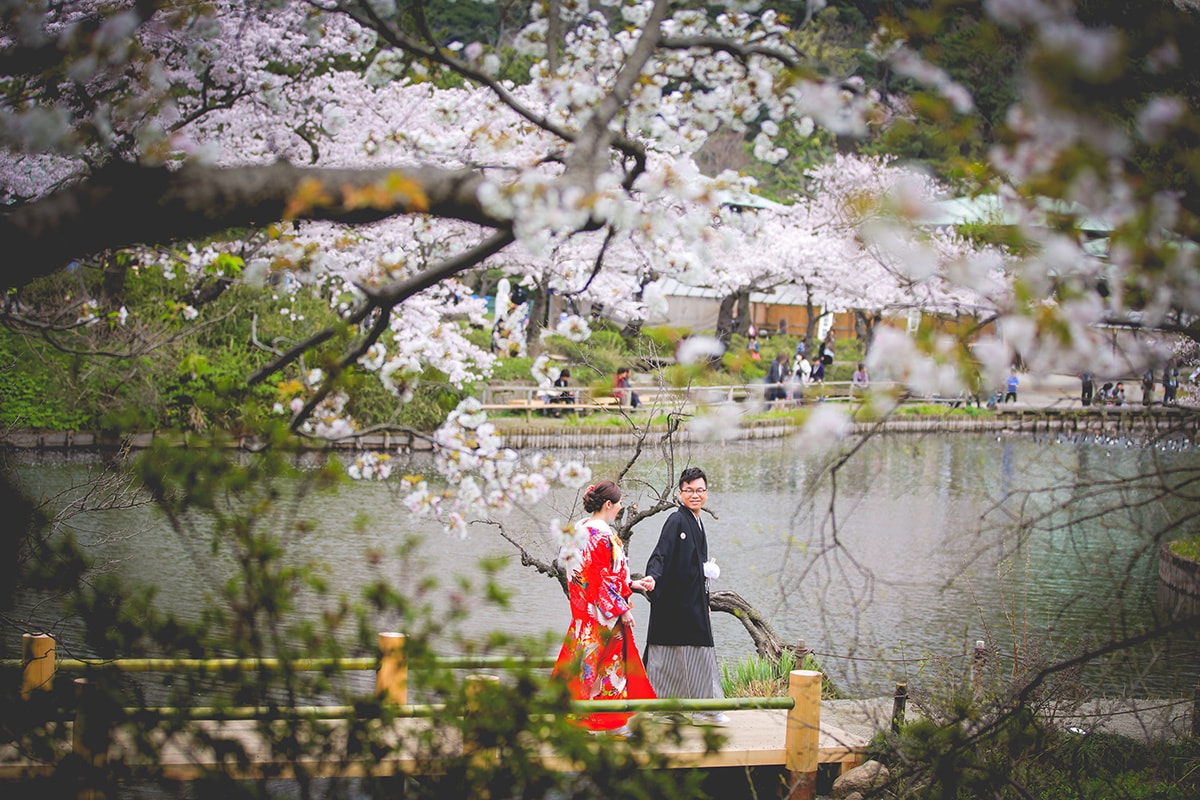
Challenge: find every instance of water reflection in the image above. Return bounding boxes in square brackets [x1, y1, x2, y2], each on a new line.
[7, 432, 1199, 697]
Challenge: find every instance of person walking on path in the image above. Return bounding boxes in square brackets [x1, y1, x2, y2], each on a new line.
[1163, 362, 1179, 405]
[643, 467, 728, 724]
[551, 480, 656, 736]
[1081, 371, 1094, 407]
[1005, 369, 1019, 403]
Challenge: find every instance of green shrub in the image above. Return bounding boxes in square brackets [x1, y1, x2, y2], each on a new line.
[641, 325, 688, 356]
[490, 356, 535, 382]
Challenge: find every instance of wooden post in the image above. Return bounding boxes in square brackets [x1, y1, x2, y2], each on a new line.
[785, 669, 822, 800]
[891, 682, 908, 733]
[1192, 685, 1200, 739]
[971, 640, 987, 698]
[73, 678, 109, 800]
[464, 674, 501, 765]
[376, 632, 407, 705]
[21, 632, 56, 699]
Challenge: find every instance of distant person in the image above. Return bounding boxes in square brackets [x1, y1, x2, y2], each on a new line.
[1113, 382, 1126, 406]
[810, 357, 826, 400]
[1163, 363, 1179, 405]
[747, 335, 761, 360]
[852, 363, 870, 393]
[552, 480, 656, 736]
[1141, 369, 1155, 405]
[793, 354, 812, 402]
[550, 368, 574, 416]
[613, 366, 640, 408]
[644, 467, 728, 725]
[766, 352, 789, 406]
[1004, 369, 1019, 403]
[1080, 371, 1094, 407]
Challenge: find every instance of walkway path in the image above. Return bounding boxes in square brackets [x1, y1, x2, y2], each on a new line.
[820, 695, 1194, 745]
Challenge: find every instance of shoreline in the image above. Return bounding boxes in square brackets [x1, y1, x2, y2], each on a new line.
[3, 405, 1199, 453]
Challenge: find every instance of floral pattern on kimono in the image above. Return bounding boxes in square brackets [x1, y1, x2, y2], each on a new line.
[551, 518, 656, 730]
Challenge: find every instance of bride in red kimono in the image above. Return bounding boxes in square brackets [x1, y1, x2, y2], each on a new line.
[552, 480, 656, 735]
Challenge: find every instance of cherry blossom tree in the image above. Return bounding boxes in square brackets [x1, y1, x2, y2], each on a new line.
[4, 0, 1199, 532]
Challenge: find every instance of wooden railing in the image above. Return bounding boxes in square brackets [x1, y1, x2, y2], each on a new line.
[479, 380, 928, 411]
[8, 631, 851, 798]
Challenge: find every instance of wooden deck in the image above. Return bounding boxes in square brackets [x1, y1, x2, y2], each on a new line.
[0, 708, 868, 780]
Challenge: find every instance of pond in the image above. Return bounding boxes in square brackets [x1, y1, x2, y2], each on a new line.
[7, 431, 1199, 698]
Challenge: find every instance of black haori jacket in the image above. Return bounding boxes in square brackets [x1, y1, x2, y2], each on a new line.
[644, 505, 714, 647]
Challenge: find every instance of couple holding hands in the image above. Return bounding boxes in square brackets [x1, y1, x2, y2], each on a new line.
[551, 467, 726, 735]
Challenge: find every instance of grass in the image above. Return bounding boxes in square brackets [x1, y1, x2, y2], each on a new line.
[1170, 538, 1200, 561]
[720, 650, 840, 699]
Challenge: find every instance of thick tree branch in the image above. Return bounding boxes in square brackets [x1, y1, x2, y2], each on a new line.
[658, 35, 798, 68]
[2, 161, 504, 289]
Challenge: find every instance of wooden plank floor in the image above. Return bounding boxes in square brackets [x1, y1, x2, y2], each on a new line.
[0, 709, 867, 780]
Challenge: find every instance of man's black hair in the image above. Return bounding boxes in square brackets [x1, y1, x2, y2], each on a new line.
[678, 466, 707, 489]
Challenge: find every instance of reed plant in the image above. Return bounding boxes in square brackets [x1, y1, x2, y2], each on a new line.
[720, 649, 837, 699]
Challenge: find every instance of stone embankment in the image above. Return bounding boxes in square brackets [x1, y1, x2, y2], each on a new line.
[3, 405, 1198, 453]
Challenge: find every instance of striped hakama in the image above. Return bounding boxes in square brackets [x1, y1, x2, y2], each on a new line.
[644, 644, 724, 699]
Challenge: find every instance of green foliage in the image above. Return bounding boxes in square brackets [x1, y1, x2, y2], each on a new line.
[640, 325, 687, 356]
[721, 650, 839, 700]
[489, 355, 535, 382]
[1170, 538, 1200, 562]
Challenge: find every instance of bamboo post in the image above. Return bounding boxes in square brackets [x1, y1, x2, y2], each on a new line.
[785, 669, 822, 800]
[72, 678, 109, 800]
[891, 682, 908, 733]
[464, 674, 501, 765]
[21, 632, 56, 699]
[376, 632, 407, 705]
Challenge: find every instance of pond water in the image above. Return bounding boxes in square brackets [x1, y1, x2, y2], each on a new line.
[7, 431, 1199, 698]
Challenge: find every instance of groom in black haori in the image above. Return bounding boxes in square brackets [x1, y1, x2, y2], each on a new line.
[643, 466, 728, 724]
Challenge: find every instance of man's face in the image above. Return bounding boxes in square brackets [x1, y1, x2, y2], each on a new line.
[678, 477, 708, 512]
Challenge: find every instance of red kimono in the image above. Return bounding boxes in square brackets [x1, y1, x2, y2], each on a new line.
[551, 518, 656, 731]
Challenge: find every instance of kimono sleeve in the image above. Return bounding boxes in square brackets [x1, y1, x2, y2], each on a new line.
[582, 533, 630, 623]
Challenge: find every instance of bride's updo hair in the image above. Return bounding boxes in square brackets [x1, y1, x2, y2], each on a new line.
[582, 480, 621, 513]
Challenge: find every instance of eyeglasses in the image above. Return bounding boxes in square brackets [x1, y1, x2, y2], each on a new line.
[679, 488, 708, 495]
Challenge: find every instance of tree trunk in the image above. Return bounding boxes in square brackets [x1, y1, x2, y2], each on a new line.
[804, 299, 818, 355]
[710, 590, 795, 661]
[736, 292, 751, 336]
[100, 254, 129, 306]
[525, 279, 549, 356]
[855, 309, 881, 354]
[716, 294, 738, 344]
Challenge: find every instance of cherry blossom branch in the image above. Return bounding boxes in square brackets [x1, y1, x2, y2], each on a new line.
[658, 35, 798, 68]
[329, 2, 580, 146]
[564, 0, 670, 178]
[252, 229, 514, 432]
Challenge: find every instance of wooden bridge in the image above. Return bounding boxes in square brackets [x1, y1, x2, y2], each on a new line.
[4, 633, 869, 798]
